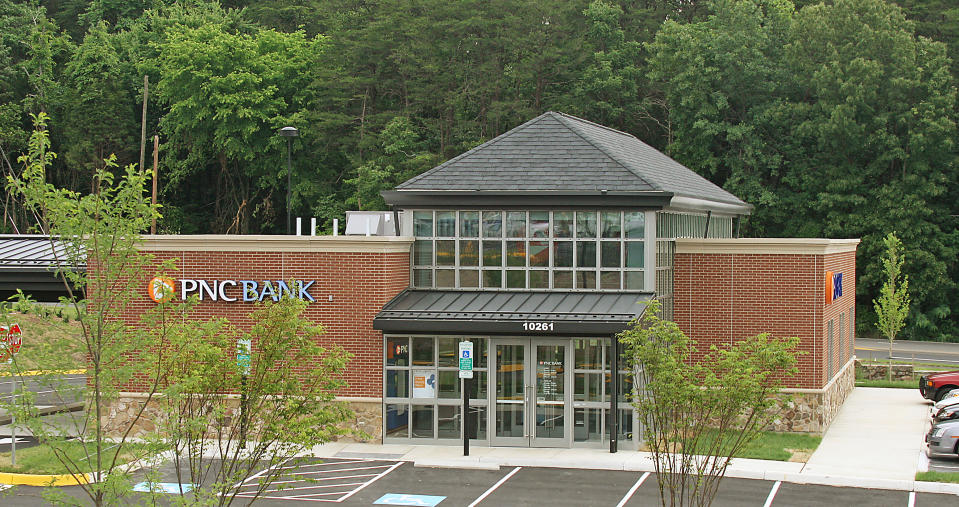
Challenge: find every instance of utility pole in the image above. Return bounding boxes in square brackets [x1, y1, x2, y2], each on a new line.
[151, 135, 159, 234]
[139, 75, 149, 172]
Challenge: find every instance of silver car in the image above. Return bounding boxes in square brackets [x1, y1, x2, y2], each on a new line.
[927, 419, 959, 456]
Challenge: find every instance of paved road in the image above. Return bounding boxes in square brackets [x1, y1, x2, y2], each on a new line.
[3, 458, 955, 506]
[856, 338, 959, 366]
[0, 373, 84, 423]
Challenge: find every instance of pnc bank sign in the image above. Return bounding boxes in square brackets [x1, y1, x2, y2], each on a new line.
[825, 271, 843, 304]
[148, 277, 316, 303]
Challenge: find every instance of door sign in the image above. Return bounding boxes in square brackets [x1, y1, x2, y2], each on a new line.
[412, 370, 436, 398]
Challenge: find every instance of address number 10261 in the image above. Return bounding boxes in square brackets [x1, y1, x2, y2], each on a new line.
[523, 322, 554, 331]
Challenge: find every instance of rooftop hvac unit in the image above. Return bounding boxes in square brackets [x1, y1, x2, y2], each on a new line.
[344, 211, 396, 236]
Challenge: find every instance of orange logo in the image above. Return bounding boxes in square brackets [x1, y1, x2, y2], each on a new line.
[148, 277, 176, 303]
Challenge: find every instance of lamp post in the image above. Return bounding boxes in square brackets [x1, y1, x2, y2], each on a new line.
[279, 126, 298, 234]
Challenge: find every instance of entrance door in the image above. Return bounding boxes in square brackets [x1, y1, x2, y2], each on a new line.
[490, 339, 570, 447]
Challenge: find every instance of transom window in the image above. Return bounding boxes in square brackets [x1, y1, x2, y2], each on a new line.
[411, 210, 645, 291]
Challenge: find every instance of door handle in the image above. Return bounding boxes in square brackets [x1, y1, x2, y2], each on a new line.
[524, 384, 534, 438]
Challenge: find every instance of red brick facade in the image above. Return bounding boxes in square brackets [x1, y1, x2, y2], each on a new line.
[121, 236, 411, 397]
[673, 239, 858, 390]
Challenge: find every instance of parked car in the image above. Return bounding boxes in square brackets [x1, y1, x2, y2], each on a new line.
[934, 404, 959, 423]
[932, 393, 959, 416]
[927, 419, 959, 457]
[919, 371, 959, 401]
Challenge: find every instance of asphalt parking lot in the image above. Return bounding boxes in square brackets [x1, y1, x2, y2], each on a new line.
[2, 455, 958, 506]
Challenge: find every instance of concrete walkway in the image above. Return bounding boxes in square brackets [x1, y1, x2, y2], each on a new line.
[802, 387, 929, 482]
[305, 387, 958, 495]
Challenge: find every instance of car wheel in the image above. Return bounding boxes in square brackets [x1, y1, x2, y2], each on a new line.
[935, 387, 956, 402]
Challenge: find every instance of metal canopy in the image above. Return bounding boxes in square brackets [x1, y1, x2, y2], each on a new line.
[373, 289, 654, 336]
[0, 235, 81, 300]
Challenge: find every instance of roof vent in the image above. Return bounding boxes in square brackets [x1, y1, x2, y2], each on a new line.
[344, 211, 396, 236]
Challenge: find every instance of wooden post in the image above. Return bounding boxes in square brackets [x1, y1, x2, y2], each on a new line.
[151, 135, 159, 234]
[139, 75, 148, 172]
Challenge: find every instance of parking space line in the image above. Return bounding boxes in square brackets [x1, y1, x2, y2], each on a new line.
[614, 471, 650, 507]
[237, 475, 378, 491]
[468, 466, 522, 507]
[287, 465, 394, 476]
[762, 480, 781, 507]
[336, 461, 403, 502]
[278, 459, 365, 470]
[259, 481, 368, 494]
[908, 491, 915, 507]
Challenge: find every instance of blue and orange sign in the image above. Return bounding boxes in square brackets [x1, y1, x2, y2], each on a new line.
[825, 271, 843, 304]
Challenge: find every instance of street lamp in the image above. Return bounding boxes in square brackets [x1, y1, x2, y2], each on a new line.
[279, 126, 298, 234]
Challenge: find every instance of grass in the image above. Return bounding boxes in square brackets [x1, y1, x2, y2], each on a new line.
[0, 309, 86, 371]
[916, 471, 959, 483]
[0, 441, 150, 475]
[855, 379, 918, 389]
[660, 430, 822, 462]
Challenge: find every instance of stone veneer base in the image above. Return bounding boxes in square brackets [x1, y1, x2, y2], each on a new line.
[771, 357, 856, 434]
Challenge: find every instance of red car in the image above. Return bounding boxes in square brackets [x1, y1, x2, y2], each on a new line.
[920, 371, 959, 401]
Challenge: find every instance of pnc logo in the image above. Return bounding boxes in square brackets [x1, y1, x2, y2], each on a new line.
[148, 277, 176, 303]
[825, 271, 843, 304]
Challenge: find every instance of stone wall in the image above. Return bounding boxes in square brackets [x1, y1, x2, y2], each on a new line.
[855, 360, 915, 381]
[770, 358, 855, 434]
[101, 393, 381, 442]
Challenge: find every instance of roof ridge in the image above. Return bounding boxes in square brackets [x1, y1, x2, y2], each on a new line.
[397, 113, 554, 189]
[551, 113, 664, 192]
[551, 111, 639, 140]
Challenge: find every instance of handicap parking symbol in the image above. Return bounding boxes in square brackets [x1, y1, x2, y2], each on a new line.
[374, 493, 446, 506]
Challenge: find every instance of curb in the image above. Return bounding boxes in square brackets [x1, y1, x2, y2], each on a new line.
[0, 370, 86, 378]
[0, 472, 90, 486]
[0, 401, 85, 426]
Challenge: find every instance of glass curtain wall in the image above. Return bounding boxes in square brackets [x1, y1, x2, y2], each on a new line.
[411, 210, 646, 291]
[385, 335, 635, 447]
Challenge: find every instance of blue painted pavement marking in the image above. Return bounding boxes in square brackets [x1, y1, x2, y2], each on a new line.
[373, 493, 447, 506]
[132, 482, 194, 494]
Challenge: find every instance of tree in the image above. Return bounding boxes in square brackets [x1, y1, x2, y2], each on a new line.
[618, 302, 799, 507]
[873, 232, 911, 380]
[158, 296, 354, 505]
[3, 112, 170, 506]
[647, 0, 958, 342]
[154, 18, 326, 233]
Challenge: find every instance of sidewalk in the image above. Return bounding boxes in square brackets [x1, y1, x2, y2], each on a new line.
[306, 387, 958, 495]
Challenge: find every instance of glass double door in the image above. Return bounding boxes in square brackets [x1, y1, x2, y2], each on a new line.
[491, 339, 569, 447]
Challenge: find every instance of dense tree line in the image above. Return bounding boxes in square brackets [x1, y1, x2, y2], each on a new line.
[1, 0, 956, 341]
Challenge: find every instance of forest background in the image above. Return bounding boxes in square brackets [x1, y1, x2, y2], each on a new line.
[0, 0, 957, 341]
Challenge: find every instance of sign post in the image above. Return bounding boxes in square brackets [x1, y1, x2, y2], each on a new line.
[1, 324, 22, 466]
[458, 341, 473, 456]
[237, 338, 251, 446]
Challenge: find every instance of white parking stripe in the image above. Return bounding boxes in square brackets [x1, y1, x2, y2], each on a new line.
[277, 459, 365, 470]
[468, 466, 522, 507]
[908, 491, 916, 507]
[763, 481, 782, 507]
[336, 461, 403, 502]
[237, 473, 379, 489]
[614, 472, 650, 507]
[258, 481, 367, 494]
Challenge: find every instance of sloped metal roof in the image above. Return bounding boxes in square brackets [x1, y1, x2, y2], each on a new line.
[386, 112, 751, 212]
[374, 289, 654, 335]
[0, 235, 79, 271]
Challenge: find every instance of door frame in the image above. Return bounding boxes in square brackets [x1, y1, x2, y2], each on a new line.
[488, 337, 572, 447]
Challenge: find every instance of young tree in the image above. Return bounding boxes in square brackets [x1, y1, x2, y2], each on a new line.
[618, 302, 799, 507]
[3, 112, 172, 506]
[157, 295, 354, 505]
[873, 232, 910, 380]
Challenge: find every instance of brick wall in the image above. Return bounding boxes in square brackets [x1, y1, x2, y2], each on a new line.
[111, 236, 411, 398]
[673, 239, 858, 390]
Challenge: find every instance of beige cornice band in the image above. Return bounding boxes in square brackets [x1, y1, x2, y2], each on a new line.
[675, 238, 860, 255]
[140, 235, 413, 253]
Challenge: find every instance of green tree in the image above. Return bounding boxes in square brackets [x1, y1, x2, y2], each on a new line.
[158, 296, 353, 505]
[154, 18, 326, 233]
[3, 113, 169, 506]
[618, 302, 799, 507]
[647, 0, 958, 341]
[873, 232, 911, 379]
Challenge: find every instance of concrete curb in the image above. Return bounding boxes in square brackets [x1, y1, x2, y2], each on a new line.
[0, 471, 90, 486]
[0, 401, 85, 426]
